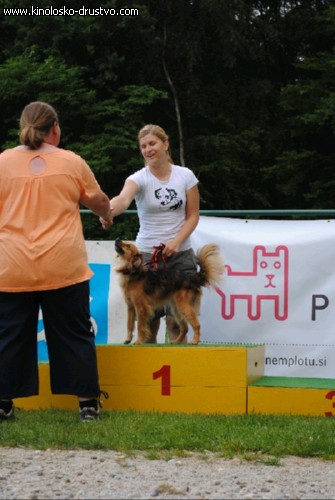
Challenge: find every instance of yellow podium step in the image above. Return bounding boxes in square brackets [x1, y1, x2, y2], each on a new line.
[14, 344, 264, 415]
[248, 376, 335, 417]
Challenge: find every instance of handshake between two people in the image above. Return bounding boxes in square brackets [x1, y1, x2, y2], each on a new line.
[100, 208, 114, 230]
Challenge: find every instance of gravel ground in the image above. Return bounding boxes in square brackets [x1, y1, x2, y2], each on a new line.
[0, 447, 334, 499]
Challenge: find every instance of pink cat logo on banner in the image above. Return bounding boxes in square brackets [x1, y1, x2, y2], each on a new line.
[215, 245, 289, 321]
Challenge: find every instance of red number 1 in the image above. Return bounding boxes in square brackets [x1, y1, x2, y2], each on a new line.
[153, 365, 171, 396]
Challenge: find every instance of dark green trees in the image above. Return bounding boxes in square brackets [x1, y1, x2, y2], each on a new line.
[0, 0, 334, 225]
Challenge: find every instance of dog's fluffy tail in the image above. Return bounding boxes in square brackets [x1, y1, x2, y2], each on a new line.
[197, 244, 224, 287]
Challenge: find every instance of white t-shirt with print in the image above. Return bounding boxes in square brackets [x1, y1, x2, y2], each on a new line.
[127, 164, 198, 252]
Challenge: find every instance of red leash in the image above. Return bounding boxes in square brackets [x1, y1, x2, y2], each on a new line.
[148, 243, 167, 268]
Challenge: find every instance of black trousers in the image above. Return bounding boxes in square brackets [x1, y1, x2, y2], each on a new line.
[0, 281, 100, 399]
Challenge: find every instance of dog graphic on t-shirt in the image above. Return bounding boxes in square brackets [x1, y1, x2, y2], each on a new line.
[155, 188, 182, 210]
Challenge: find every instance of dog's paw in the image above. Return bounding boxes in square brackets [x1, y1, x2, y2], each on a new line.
[123, 339, 132, 344]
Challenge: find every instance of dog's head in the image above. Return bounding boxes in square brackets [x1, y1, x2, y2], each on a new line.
[114, 238, 143, 274]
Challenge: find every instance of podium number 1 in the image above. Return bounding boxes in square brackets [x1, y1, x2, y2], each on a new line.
[153, 365, 171, 396]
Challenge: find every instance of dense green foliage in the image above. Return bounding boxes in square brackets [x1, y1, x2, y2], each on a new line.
[1, 0, 334, 238]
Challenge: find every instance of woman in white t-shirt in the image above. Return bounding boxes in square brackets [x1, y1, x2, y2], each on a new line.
[101, 124, 200, 343]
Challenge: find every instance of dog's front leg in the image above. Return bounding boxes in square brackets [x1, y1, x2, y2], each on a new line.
[134, 306, 151, 344]
[124, 303, 135, 344]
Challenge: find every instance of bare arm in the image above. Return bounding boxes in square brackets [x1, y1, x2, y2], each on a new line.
[80, 190, 113, 223]
[109, 179, 139, 216]
[100, 179, 139, 229]
[163, 184, 200, 255]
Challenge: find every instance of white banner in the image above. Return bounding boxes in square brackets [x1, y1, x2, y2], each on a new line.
[191, 216, 335, 378]
[37, 217, 335, 378]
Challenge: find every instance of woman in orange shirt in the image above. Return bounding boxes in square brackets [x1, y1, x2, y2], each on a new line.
[0, 101, 113, 422]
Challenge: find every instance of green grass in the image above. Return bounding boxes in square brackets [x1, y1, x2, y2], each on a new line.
[1, 409, 335, 462]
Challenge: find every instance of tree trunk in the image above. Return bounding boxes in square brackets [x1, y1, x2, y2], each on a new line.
[162, 24, 185, 166]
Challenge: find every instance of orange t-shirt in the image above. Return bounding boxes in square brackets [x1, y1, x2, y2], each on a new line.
[0, 147, 102, 291]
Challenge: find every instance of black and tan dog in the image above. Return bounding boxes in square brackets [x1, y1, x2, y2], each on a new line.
[114, 238, 224, 344]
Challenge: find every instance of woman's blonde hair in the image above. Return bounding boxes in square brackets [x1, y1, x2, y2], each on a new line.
[19, 101, 58, 150]
[137, 124, 173, 163]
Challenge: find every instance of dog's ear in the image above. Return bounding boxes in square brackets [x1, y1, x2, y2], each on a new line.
[132, 253, 143, 268]
[167, 188, 177, 197]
